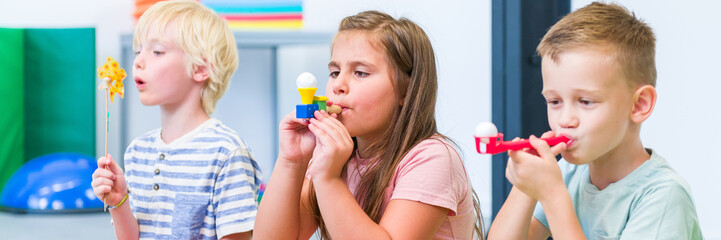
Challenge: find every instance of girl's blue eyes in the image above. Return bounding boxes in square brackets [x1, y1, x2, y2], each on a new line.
[355, 71, 369, 77]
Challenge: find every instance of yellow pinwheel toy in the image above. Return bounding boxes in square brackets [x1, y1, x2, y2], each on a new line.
[98, 56, 126, 211]
[98, 57, 126, 103]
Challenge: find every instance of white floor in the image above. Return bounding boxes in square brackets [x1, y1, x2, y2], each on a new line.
[0, 211, 115, 239]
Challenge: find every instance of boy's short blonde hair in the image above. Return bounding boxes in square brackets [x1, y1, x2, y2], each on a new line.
[134, 0, 238, 114]
[538, 2, 656, 87]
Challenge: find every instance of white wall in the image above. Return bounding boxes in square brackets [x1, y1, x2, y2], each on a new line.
[571, 1, 720, 238]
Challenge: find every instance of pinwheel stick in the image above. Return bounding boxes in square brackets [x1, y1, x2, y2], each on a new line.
[103, 79, 110, 211]
[105, 83, 109, 157]
[97, 56, 126, 212]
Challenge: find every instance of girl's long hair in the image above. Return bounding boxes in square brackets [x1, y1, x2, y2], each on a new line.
[307, 10, 484, 239]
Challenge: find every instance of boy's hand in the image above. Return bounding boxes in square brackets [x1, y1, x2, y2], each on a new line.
[306, 110, 353, 182]
[91, 154, 128, 206]
[506, 131, 567, 203]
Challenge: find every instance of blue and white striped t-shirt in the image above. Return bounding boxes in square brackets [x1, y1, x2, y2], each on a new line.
[124, 118, 262, 239]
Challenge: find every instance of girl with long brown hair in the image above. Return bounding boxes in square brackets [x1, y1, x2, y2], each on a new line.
[255, 10, 484, 239]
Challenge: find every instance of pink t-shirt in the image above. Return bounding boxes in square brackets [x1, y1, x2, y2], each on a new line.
[345, 137, 476, 239]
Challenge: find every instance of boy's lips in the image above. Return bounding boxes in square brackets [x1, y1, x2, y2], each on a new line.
[559, 134, 576, 148]
[565, 139, 576, 149]
[553, 132, 574, 148]
[135, 77, 146, 89]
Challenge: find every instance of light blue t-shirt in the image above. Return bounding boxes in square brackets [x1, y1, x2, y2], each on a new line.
[124, 118, 262, 240]
[533, 149, 703, 240]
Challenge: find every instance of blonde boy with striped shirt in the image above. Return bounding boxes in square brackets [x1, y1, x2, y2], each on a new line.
[90, 1, 261, 239]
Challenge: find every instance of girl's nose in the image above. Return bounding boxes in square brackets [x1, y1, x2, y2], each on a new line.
[331, 73, 348, 95]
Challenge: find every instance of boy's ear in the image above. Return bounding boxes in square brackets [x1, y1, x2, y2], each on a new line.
[192, 64, 210, 83]
[630, 85, 656, 123]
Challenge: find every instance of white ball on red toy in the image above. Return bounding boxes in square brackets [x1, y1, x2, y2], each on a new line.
[475, 122, 498, 137]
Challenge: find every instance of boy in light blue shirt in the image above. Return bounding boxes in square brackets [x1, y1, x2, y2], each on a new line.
[533, 152, 699, 239]
[488, 2, 702, 240]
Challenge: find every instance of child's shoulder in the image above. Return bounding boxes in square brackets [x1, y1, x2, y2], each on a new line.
[196, 118, 251, 152]
[401, 135, 463, 167]
[636, 150, 694, 197]
[620, 150, 700, 226]
[409, 135, 459, 156]
[126, 128, 161, 150]
[137, 128, 161, 142]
